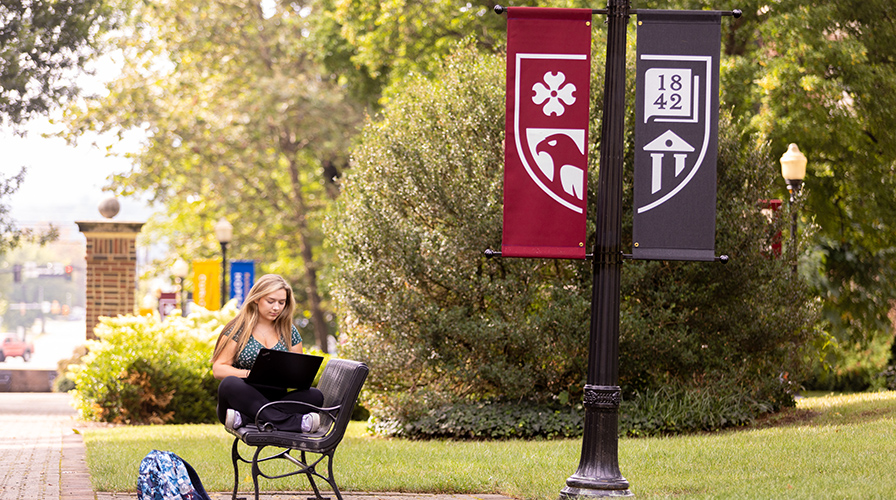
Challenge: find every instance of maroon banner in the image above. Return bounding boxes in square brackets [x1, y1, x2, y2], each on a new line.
[502, 7, 593, 259]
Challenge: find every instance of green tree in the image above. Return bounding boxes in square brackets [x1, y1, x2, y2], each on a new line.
[0, 0, 117, 127]
[320, 0, 896, 382]
[332, 43, 588, 424]
[0, 168, 57, 255]
[331, 42, 817, 433]
[307, 0, 579, 102]
[0, 168, 27, 254]
[60, 0, 364, 351]
[331, 0, 504, 78]
[742, 0, 896, 350]
[644, 0, 896, 368]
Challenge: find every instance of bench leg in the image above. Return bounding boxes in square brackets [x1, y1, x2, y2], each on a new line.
[301, 450, 343, 500]
[230, 438, 242, 500]
[324, 451, 344, 500]
[251, 446, 266, 500]
[301, 450, 328, 500]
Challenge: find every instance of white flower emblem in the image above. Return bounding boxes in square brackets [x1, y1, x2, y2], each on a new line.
[532, 71, 577, 117]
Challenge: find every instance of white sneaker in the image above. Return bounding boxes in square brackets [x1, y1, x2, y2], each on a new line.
[225, 409, 243, 432]
[301, 413, 320, 433]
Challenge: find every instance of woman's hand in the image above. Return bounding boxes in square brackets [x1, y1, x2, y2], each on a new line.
[212, 336, 248, 380]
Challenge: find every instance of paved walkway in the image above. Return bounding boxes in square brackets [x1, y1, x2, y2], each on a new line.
[0, 392, 513, 500]
[0, 393, 93, 500]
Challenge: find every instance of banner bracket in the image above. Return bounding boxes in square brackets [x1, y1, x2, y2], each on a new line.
[484, 249, 596, 260]
[623, 254, 730, 263]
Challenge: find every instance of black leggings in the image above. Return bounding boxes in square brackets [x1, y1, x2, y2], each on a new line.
[217, 376, 324, 432]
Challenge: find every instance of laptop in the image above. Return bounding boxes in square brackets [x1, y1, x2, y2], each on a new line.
[246, 349, 324, 390]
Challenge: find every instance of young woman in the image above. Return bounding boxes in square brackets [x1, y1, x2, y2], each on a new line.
[212, 274, 323, 433]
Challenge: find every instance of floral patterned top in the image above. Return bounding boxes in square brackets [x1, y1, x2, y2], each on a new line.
[229, 325, 303, 370]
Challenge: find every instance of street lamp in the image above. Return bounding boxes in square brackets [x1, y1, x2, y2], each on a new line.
[780, 143, 807, 274]
[214, 217, 233, 308]
[172, 258, 189, 315]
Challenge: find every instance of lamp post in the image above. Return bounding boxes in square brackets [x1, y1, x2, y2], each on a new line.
[214, 217, 233, 308]
[172, 258, 189, 315]
[560, 0, 633, 497]
[780, 143, 807, 274]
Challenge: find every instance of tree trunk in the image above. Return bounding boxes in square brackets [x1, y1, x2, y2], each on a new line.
[286, 158, 330, 353]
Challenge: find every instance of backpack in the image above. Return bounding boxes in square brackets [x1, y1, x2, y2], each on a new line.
[137, 450, 212, 500]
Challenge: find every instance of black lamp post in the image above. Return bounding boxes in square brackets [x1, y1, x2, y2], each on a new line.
[560, 0, 632, 497]
[779, 144, 807, 274]
[215, 217, 233, 308]
[172, 258, 189, 316]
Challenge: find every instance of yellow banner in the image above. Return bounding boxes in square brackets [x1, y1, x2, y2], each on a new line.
[193, 259, 221, 311]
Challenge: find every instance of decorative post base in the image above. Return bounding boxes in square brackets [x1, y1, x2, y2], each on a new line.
[561, 482, 632, 499]
[560, 385, 632, 498]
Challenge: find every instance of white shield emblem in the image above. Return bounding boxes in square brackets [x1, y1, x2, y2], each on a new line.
[513, 53, 589, 214]
[636, 55, 713, 214]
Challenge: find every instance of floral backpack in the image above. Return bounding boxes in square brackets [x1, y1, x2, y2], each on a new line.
[137, 450, 212, 500]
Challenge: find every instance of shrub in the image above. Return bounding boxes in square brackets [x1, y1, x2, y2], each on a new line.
[332, 40, 819, 438]
[370, 376, 784, 440]
[379, 400, 584, 440]
[68, 306, 234, 424]
[619, 376, 779, 437]
[54, 344, 87, 393]
[804, 334, 892, 392]
[333, 39, 593, 432]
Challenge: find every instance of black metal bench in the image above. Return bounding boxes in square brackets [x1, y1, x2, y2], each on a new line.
[228, 358, 369, 500]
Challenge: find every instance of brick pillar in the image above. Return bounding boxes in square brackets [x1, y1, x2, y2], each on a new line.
[75, 221, 145, 340]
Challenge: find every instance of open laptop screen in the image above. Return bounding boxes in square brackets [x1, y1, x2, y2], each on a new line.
[245, 349, 324, 390]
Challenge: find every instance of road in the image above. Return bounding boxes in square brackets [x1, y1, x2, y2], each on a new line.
[0, 318, 87, 370]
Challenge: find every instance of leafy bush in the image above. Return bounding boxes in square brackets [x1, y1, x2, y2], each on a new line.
[370, 376, 785, 439]
[69, 306, 234, 424]
[804, 334, 892, 392]
[619, 377, 779, 437]
[67, 306, 361, 424]
[332, 40, 819, 438]
[378, 400, 584, 440]
[54, 344, 87, 393]
[333, 40, 593, 430]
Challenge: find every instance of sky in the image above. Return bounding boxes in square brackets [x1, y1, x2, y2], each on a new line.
[3, 120, 155, 240]
[2, 117, 169, 296]
[2, 58, 157, 243]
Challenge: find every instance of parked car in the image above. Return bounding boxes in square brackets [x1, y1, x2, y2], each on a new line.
[0, 334, 34, 362]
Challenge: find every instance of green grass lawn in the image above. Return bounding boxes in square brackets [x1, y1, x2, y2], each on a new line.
[81, 391, 896, 499]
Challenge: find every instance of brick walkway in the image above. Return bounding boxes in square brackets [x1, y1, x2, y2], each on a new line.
[0, 393, 93, 500]
[0, 393, 513, 500]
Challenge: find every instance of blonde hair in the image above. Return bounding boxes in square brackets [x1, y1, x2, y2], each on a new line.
[211, 274, 297, 363]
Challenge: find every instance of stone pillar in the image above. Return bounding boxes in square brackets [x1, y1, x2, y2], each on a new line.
[75, 220, 145, 340]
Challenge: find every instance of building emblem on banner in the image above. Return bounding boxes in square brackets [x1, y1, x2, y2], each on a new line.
[643, 130, 694, 194]
[513, 53, 589, 214]
[636, 55, 713, 214]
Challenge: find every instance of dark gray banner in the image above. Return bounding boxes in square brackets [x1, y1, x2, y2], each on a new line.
[632, 11, 721, 261]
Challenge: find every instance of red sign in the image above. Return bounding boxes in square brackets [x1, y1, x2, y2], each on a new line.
[158, 292, 177, 320]
[502, 7, 593, 259]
